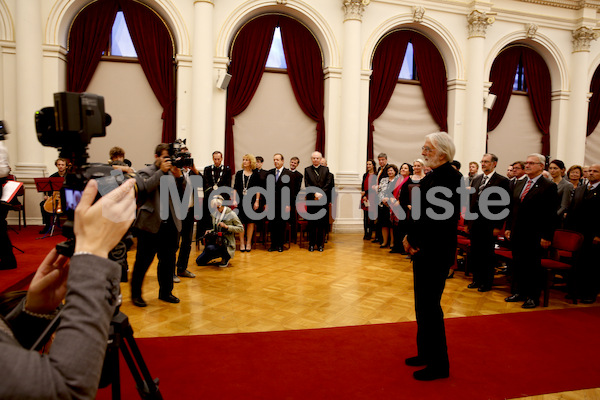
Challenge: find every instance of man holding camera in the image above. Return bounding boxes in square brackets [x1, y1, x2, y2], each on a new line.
[130, 144, 185, 307]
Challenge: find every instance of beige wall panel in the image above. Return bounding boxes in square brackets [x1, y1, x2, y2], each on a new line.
[585, 126, 600, 166]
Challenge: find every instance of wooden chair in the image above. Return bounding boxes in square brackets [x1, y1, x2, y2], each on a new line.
[540, 229, 584, 307]
[6, 174, 26, 229]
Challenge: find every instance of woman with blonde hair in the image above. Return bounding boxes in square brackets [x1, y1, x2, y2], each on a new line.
[233, 154, 262, 252]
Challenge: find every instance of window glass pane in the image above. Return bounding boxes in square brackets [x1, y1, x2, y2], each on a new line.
[111, 11, 137, 58]
[265, 27, 287, 69]
[399, 42, 414, 80]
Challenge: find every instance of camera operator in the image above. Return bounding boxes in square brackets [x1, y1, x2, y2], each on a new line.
[196, 195, 243, 268]
[0, 178, 136, 400]
[130, 144, 185, 307]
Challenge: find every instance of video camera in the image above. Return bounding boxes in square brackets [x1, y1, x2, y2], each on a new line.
[35, 92, 142, 257]
[168, 138, 193, 168]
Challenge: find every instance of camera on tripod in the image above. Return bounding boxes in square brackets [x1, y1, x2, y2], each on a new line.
[168, 138, 193, 168]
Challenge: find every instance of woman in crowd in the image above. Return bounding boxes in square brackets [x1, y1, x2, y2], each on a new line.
[548, 159, 573, 221]
[360, 159, 377, 240]
[233, 154, 262, 252]
[389, 162, 413, 254]
[411, 159, 426, 183]
[567, 165, 584, 189]
[377, 164, 399, 249]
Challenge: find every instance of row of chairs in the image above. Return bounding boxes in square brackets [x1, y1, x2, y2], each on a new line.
[456, 217, 584, 307]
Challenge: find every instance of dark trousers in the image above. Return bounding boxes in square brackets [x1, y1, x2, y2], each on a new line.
[176, 208, 195, 273]
[307, 205, 327, 247]
[363, 210, 375, 239]
[269, 216, 287, 249]
[0, 205, 16, 270]
[412, 251, 450, 370]
[469, 220, 496, 288]
[131, 220, 179, 299]
[511, 235, 544, 299]
[574, 241, 600, 299]
[196, 244, 230, 265]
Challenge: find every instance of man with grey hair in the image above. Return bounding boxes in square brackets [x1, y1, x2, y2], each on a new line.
[403, 132, 462, 381]
[504, 153, 558, 309]
[304, 151, 333, 251]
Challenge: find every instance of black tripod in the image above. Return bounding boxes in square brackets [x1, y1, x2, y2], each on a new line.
[100, 311, 163, 400]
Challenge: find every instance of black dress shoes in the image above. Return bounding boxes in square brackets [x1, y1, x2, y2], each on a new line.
[278, 247, 283, 252]
[309, 246, 314, 252]
[318, 246, 324, 252]
[467, 282, 479, 289]
[413, 366, 449, 381]
[478, 286, 491, 292]
[405, 356, 427, 367]
[521, 298, 539, 309]
[268, 247, 277, 252]
[505, 293, 525, 302]
[132, 297, 147, 308]
[581, 298, 596, 304]
[159, 294, 180, 304]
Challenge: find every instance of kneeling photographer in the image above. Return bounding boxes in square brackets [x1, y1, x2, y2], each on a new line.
[0, 178, 136, 399]
[196, 195, 243, 268]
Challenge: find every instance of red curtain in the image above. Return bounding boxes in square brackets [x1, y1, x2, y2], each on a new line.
[412, 33, 448, 133]
[487, 47, 521, 132]
[224, 15, 279, 169]
[279, 17, 326, 154]
[488, 46, 551, 155]
[367, 31, 410, 160]
[522, 48, 551, 155]
[66, 0, 119, 92]
[587, 67, 600, 136]
[120, 0, 176, 143]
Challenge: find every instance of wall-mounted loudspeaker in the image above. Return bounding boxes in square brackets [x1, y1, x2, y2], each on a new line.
[484, 93, 497, 110]
[217, 73, 232, 90]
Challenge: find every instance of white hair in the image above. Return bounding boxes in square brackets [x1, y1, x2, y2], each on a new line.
[210, 195, 224, 209]
[528, 153, 546, 165]
[426, 132, 455, 162]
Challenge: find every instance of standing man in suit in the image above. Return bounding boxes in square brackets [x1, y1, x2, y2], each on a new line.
[200, 151, 232, 235]
[504, 153, 558, 309]
[289, 157, 303, 242]
[268, 153, 292, 252]
[304, 151, 333, 252]
[564, 163, 600, 303]
[130, 144, 185, 307]
[466, 153, 510, 292]
[373, 153, 389, 244]
[509, 161, 526, 189]
[403, 132, 462, 381]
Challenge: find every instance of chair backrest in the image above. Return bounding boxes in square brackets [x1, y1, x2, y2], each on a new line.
[552, 229, 584, 253]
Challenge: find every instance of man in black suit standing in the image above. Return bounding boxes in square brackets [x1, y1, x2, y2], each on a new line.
[466, 153, 510, 292]
[268, 153, 292, 252]
[403, 132, 462, 381]
[304, 151, 333, 252]
[201, 151, 232, 234]
[564, 163, 600, 303]
[505, 153, 558, 309]
[289, 156, 303, 242]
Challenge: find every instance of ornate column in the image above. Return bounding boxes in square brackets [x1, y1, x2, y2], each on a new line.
[558, 26, 599, 165]
[463, 10, 493, 170]
[192, 0, 216, 166]
[15, 0, 45, 178]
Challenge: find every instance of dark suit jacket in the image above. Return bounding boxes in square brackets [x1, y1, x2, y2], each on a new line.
[290, 170, 303, 201]
[134, 163, 185, 234]
[304, 165, 333, 202]
[506, 175, 558, 243]
[203, 164, 232, 192]
[565, 184, 600, 241]
[469, 172, 511, 230]
[268, 167, 293, 216]
[406, 162, 463, 268]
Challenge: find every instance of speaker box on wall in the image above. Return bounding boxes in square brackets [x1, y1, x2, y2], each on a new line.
[484, 93, 497, 110]
[217, 73, 232, 90]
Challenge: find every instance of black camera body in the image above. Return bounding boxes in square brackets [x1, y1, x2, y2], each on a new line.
[168, 138, 193, 168]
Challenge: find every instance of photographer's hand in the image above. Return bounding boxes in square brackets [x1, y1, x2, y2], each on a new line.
[73, 178, 136, 259]
[25, 249, 70, 314]
[159, 156, 172, 173]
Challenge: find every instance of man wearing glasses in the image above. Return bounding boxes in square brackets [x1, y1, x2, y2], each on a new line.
[504, 154, 558, 309]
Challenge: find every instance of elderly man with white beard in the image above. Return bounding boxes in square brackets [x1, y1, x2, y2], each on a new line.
[403, 132, 462, 381]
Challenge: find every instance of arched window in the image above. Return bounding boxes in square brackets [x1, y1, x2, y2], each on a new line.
[107, 11, 137, 58]
[265, 27, 287, 69]
[399, 42, 417, 81]
[513, 58, 527, 92]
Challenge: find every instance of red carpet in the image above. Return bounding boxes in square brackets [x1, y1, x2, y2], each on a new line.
[96, 307, 600, 400]
[0, 226, 65, 293]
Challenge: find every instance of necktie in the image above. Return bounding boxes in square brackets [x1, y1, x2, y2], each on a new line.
[520, 179, 533, 201]
[276, 170, 280, 181]
[478, 175, 489, 196]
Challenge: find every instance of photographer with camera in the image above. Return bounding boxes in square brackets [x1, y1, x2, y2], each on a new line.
[130, 144, 185, 307]
[0, 178, 136, 399]
[196, 195, 243, 268]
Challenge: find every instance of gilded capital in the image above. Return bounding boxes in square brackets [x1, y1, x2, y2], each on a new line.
[572, 26, 600, 52]
[344, 0, 369, 21]
[467, 10, 495, 39]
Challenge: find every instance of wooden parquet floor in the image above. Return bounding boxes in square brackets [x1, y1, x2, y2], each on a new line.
[119, 233, 600, 400]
